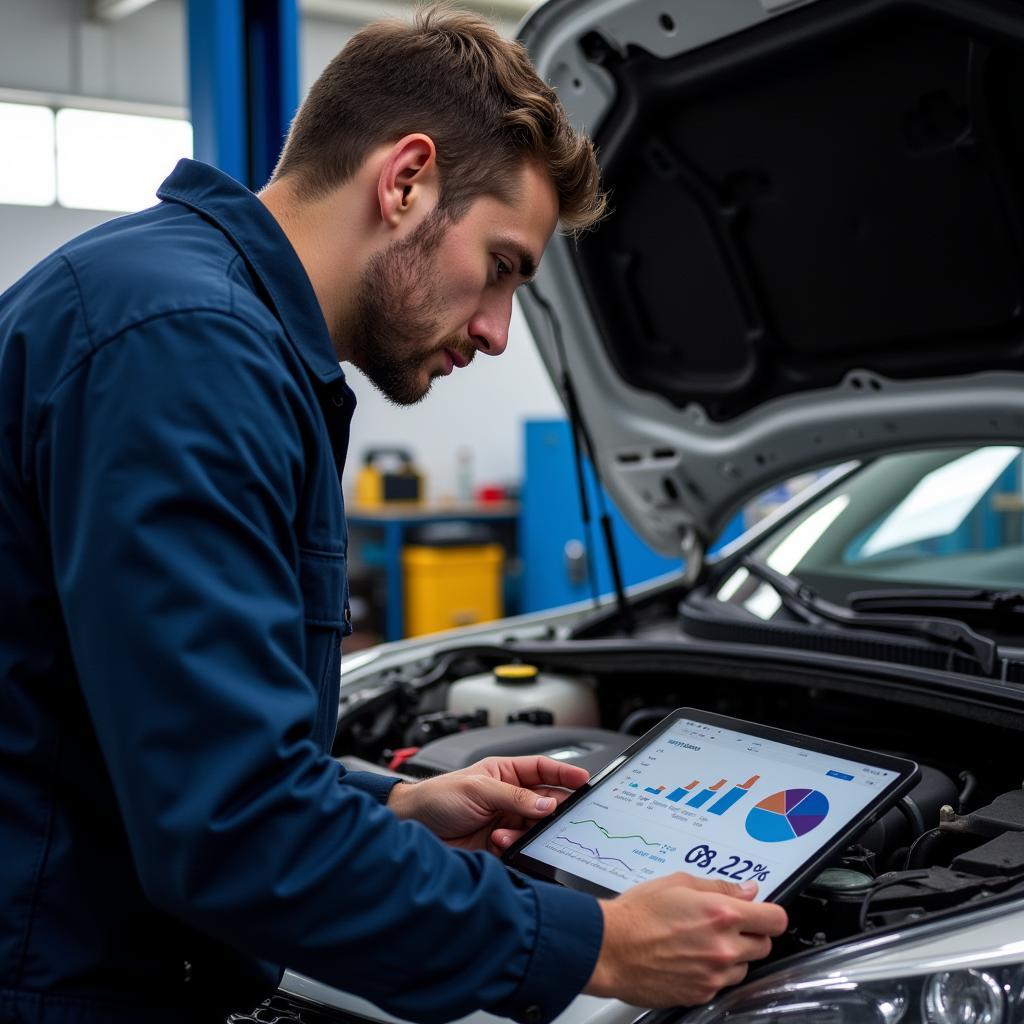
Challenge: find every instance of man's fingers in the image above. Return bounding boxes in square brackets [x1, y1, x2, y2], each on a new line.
[490, 826, 524, 849]
[474, 777, 562, 818]
[720, 962, 751, 991]
[677, 873, 759, 900]
[488, 755, 590, 792]
[534, 785, 572, 805]
[716, 892, 788, 938]
[737, 933, 773, 963]
[666, 873, 789, 936]
[752, 902, 789, 937]
[487, 784, 577, 850]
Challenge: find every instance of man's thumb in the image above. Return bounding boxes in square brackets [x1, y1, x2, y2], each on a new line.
[481, 778, 556, 816]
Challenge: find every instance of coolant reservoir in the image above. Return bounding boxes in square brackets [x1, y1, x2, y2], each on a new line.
[447, 664, 600, 727]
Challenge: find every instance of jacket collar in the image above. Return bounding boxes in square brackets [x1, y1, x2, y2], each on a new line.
[157, 158, 344, 386]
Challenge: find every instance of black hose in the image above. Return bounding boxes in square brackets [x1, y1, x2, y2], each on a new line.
[332, 653, 467, 755]
[897, 795, 926, 839]
[957, 770, 978, 814]
[619, 707, 674, 735]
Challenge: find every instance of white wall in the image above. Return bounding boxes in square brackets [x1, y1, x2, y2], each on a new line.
[0, 0, 188, 289]
[0, 203, 113, 290]
[0, 0, 187, 289]
[301, 14, 359, 92]
[344, 301, 562, 501]
[0, 0, 186, 108]
[0, 0, 565, 501]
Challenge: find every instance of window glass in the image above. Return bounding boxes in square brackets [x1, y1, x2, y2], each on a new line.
[722, 446, 1024, 601]
[847, 447, 1021, 563]
[0, 103, 56, 206]
[56, 108, 192, 213]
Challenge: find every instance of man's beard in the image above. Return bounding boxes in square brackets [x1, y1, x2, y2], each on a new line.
[343, 209, 475, 406]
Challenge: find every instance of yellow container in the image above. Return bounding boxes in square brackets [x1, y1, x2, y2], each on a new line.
[402, 543, 504, 637]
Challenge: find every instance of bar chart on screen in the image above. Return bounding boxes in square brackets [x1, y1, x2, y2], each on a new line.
[623, 773, 761, 816]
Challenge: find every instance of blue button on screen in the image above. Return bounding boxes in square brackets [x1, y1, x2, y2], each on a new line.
[827, 770, 854, 781]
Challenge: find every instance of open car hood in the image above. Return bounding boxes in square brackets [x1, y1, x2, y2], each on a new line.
[517, 0, 1024, 556]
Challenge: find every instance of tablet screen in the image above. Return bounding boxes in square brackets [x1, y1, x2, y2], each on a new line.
[513, 712, 908, 902]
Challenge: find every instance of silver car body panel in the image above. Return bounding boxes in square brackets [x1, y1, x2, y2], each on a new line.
[280, 972, 645, 1024]
[516, 0, 1024, 552]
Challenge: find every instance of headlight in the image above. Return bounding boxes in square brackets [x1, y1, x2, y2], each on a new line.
[681, 901, 1024, 1024]
[923, 969, 1014, 1024]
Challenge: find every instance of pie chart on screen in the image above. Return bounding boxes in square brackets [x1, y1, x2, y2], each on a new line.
[745, 789, 829, 843]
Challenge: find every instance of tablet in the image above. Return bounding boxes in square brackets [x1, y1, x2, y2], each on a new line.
[504, 708, 919, 906]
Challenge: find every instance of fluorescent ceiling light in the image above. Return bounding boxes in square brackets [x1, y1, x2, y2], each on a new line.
[0, 103, 56, 207]
[56, 108, 192, 213]
[90, 0, 160, 20]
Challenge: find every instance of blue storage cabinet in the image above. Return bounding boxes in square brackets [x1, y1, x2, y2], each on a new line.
[521, 420, 683, 612]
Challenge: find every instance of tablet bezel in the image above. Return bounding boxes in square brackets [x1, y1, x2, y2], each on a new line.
[503, 707, 919, 906]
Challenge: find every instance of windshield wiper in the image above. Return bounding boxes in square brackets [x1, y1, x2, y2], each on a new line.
[848, 588, 1024, 618]
[739, 557, 1000, 676]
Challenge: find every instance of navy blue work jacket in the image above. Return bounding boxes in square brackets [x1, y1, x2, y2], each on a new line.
[0, 159, 602, 1024]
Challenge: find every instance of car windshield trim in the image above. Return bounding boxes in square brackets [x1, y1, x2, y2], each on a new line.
[849, 588, 1024, 617]
[739, 557, 1000, 677]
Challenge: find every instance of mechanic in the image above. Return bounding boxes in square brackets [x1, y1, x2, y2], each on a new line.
[0, 8, 787, 1023]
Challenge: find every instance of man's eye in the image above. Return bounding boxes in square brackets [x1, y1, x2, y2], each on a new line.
[495, 256, 512, 277]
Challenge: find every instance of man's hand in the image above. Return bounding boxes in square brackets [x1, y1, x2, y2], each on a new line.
[386, 755, 588, 854]
[584, 873, 788, 1008]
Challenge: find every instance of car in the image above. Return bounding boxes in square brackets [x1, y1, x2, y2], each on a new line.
[233, 0, 1024, 1021]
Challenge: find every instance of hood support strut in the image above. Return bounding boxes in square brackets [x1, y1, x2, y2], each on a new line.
[528, 284, 634, 634]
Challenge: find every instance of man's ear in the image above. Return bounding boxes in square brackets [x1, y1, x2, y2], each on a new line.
[377, 134, 439, 230]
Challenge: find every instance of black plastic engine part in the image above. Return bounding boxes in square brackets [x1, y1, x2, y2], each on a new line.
[863, 866, 1024, 928]
[940, 788, 1024, 837]
[792, 867, 875, 945]
[857, 765, 957, 865]
[227, 991, 357, 1022]
[507, 707, 555, 726]
[837, 845, 878, 878]
[619, 706, 675, 735]
[951, 832, 1024, 877]
[401, 724, 631, 778]
[403, 709, 489, 747]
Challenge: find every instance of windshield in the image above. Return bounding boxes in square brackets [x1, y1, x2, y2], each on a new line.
[715, 446, 1024, 617]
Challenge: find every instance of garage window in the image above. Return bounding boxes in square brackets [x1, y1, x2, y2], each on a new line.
[56, 108, 192, 213]
[0, 102, 56, 207]
[0, 101, 191, 213]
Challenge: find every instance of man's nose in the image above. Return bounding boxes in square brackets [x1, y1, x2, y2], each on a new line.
[468, 292, 513, 357]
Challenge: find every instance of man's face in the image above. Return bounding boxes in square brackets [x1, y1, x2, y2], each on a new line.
[344, 160, 560, 405]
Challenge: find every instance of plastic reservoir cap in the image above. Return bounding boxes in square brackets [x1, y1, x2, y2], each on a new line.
[492, 664, 538, 684]
[809, 868, 873, 892]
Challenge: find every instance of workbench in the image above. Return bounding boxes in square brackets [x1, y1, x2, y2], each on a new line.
[346, 502, 519, 642]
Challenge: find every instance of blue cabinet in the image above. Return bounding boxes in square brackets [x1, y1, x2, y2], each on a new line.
[520, 420, 683, 612]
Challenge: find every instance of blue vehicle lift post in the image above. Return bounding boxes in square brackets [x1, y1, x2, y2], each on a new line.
[187, 0, 299, 190]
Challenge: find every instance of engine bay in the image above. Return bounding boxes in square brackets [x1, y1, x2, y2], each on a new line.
[335, 640, 1024, 964]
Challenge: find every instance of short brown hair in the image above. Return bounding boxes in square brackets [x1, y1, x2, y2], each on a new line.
[272, 5, 605, 233]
